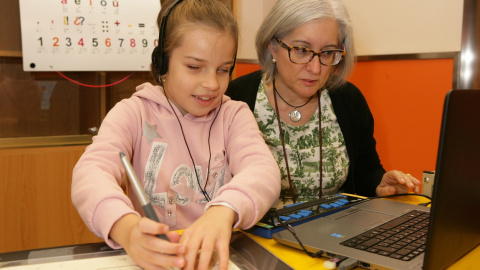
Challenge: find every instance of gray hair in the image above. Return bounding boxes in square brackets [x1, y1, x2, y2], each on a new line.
[256, 0, 355, 89]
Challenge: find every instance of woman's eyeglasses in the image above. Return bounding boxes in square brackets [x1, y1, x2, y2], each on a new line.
[275, 37, 345, 66]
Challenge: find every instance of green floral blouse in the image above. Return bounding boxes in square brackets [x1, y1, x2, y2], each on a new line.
[254, 82, 350, 209]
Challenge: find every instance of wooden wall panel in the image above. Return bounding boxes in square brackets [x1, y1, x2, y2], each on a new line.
[0, 145, 102, 253]
[0, 0, 22, 55]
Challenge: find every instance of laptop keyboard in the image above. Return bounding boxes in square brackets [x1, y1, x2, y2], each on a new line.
[340, 210, 429, 261]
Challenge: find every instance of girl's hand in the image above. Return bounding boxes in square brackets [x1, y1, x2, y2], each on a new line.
[111, 214, 185, 270]
[180, 206, 237, 270]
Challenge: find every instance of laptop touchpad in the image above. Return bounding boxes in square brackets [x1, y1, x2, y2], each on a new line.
[328, 208, 394, 227]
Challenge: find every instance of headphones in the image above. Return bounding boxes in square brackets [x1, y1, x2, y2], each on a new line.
[151, 0, 236, 77]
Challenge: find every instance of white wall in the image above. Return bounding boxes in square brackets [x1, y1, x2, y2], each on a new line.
[236, 0, 276, 61]
[236, 0, 464, 61]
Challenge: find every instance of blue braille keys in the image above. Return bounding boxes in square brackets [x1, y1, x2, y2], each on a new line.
[321, 203, 332, 209]
[289, 214, 302, 219]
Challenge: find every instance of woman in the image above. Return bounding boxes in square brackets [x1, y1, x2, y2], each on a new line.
[226, 0, 420, 209]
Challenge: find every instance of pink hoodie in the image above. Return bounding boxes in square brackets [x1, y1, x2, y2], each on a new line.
[72, 82, 280, 248]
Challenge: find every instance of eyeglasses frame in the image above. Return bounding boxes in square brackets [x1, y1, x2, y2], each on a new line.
[275, 37, 346, 66]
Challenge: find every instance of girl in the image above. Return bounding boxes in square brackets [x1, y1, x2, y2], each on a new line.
[72, 0, 280, 269]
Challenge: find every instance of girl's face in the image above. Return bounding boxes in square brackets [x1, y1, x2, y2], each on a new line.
[269, 18, 339, 99]
[163, 28, 236, 116]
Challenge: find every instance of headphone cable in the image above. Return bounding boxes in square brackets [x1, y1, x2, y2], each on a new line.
[161, 79, 222, 202]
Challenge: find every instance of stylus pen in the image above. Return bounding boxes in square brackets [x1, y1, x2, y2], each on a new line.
[119, 152, 169, 241]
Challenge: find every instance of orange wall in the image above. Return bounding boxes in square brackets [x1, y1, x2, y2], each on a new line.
[234, 58, 455, 180]
[349, 59, 454, 179]
[234, 62, 262, 78]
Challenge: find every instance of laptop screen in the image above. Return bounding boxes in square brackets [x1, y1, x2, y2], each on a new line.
[423, 89, 480, 269]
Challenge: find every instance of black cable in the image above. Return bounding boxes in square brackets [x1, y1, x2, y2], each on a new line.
[161, 79, 217, 202]
[269, 210, 323, 258]
[204, 99, 222, 195]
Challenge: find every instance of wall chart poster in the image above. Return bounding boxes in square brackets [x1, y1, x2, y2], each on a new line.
[19, 0, 161, 71]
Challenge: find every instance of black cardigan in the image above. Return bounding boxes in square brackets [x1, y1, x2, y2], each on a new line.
[226, 70, 385, 197]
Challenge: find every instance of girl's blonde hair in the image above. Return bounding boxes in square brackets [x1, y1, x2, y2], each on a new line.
[151, 0, 238, 84]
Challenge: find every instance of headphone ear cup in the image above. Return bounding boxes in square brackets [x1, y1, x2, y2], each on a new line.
[229, 55, 236, 76]
[160, 51, 168, 75]
[151, 47, 162, 75]
[152, 46, 168, 76]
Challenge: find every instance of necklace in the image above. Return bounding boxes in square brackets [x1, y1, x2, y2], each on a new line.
[273, 86, 323, 203]
[273, 80, 315, 122]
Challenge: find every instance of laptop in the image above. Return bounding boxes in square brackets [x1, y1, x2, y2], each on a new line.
[272, 89, 480, 270]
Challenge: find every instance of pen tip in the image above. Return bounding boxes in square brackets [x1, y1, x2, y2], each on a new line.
[119, 152, 125, 158]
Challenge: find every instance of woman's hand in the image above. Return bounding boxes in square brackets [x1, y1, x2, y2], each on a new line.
[180, 205, 237, 270]
[376, 170, 422, 197]
[110, 214, 185, 270]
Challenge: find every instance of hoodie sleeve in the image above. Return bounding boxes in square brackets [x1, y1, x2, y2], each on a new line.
[71, 98, 142, 248]
[207, 101, 281, 229]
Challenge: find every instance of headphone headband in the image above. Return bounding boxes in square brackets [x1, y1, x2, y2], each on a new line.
[152, 0, 184, 76]
[151, 0, 236, 77]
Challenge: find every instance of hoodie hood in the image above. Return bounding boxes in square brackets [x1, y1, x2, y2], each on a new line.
[133, 82, 231, 122]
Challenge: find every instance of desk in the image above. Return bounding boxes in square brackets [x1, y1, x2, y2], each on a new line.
[1, 196, 479, 269]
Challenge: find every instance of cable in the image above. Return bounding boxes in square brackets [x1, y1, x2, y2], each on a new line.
[56, 71, 136, 88]
[164, 92, 211, 202]
[161, 78, 222, 202]
[269, 210, 323, 258]
[204, 99, 222, 194]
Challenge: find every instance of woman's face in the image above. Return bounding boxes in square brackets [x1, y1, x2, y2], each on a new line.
[164, 28, 236, 116]
[269, 18, 340, 98]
